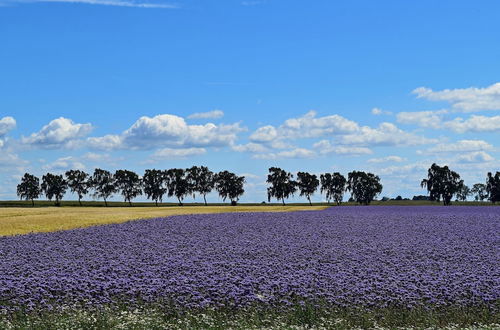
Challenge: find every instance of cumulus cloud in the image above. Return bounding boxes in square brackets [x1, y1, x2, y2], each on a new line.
[313, 140, 373, 155]
[188, 110, 224, 120]
[88, 114, 244, 150]
[150, 147, 207, 159]
[232, 143, 270, 153]
[253, 148, 316, 160]
[42, 156, 86, 172]
[371, 108, 392, 116]
[396, 110, 447, 129]
[22, 117, 93, 149]
[0, 116, 16, 137]
[368, 156, 406, 163]
[280, 111, 359, 138]
[455, 151, 494, 163]
[413, 82, 500, 112]
[340, 122, 435, 147]
[424, 140, 493, 154]
[443, 115, 500, 133]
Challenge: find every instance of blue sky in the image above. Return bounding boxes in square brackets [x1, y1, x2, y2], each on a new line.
[1, 0, 500, 202]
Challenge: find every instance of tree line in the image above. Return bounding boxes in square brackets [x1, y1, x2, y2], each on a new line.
[15, 163, 500, 206]
[16, 167, 245, 207]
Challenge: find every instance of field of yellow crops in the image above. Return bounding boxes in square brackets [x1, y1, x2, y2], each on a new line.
[0, 206, 327, 236]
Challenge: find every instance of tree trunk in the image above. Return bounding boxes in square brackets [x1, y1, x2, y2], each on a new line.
[203, 194, 207, 206]
[104, 198, 108, 207]
[78, 197, 82, 207]
[31, 199, 34, 207]
[177, 197, 183, 206]
[155, 200, 158, 207]
[308, 196, 312, 206]
[282, 198, 285, 206]
[128, 199, 132, 207]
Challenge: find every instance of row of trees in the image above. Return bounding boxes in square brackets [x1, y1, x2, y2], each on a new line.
[16, 167, 245, 206]
[421, 163, 500, 205]
[266, 167, 383, 205]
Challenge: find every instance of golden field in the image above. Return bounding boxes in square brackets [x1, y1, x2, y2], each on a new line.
[0, 205, 327, 236]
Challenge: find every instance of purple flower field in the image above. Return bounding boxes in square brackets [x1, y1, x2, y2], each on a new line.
[0, 206, 499, 312]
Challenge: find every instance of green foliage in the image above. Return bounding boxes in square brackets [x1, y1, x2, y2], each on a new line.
[421, 163, 463, 206]
[186, 166, 215, 206]
[89, 168, 117, 207]
[114, 170, 142, 206]
[320, 172, 346, 205]
[471, 183, 488, 202]
[165, 169, 189, 206]
[215, 171, 245, 205]
[41, 173, 68, 206]
[296, 172, 319, 206]
[142, 169, 167, 206]
[456, 184, 471, 202]
[266, 167, 297, 205]
[486, 172, 500, 204]
[16, 173, 41, 206]
[65, 170, 89, 206]
[346, 171, 382, 205]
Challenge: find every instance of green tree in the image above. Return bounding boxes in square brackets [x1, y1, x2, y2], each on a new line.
[456, 184, 471, 202]
[165, 168, 189, 206]
[266, 167, 297, 205]
[471, 183, 488, 201]
[65, 170, 89, 206]
[486, 172, 500, 204]
[186, 166, 215, 206]
[296, 172, 319, 206]
[41, 173, 68, 206]
[143, 169, 167, 206]
[421, 163, 463, 206]
[215, 171, 245, 205]
[114, 170, 142, 206]
[320, 172, 346, 205]
[16, 173, 41, 206]
[346, 171, 383, 205]
[89, 168, 116, 207]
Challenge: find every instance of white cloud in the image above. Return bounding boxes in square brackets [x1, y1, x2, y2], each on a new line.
[340, 122, 435, 146]
[313, 140, 373, 155]
[249, 125, 278, 143]
[443, 115, 500, 133]
[425, 140, 493, 154]
[14, 0, 177, 8]
[455, 151, 494, 163]
[396, 110, 447, 129]
[151, 147, 206, 159]
[188, 110, 224, 120]
[413, 82, 500, 112]
[232, 142, 270, 153]
[368, 156, 406, 163]
[253, 148, 316, 160]
[88, 114, 244, 150]
[371, 108, 392, 116]
[280, 111, 359, 138]
[42, 156, 86, 172]
[22, 117, 93, 149]
[0, 116, 16, 137]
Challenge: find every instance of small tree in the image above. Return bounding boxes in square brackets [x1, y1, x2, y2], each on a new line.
[346, 171, 383, 205]
[486, 172, 500, 204]
[41, 173, 68, 206]
[17, 173, 41, 206]
[456, 184, 471, 202]
[114, 170, 142, 206]
[165, 168, 189, 206]
[320, 172, 346, 205]
[421, 163, 462, 206]
[89, 168, 116, 207]
[296, 172, 319, 206]
[215, 171, 245, 205]
[186, 166, 215, 206]
[143, 169, 167, 206]
[65, 170, 89, 206]
[471, 183, 488, 202]
[266, 167, 297, 205]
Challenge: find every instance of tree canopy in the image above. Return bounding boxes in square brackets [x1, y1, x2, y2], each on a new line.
[320, 172, 346, 205]
[16, 173, 41, 206]
[486, 172, 500, 204]
[41, 173, 68, 206]
[421, 163, 463, 206]
[89, 168, 116, 207]
[296, 172, 319, 206]
[215, 171, 245, 205]
[346, 171, 382, 205]
[114, 170, 142, 206]
[165, 168, 189, 206]
[471, 183, 488, 202]
[266, 167, 297, 205]
[143, 169, 167, 206]
[65, 170, 89, 206]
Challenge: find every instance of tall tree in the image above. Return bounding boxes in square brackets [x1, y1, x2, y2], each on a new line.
[89, 168, 116, 207]
[165, 168, 189, 206]
[215, 171, 245, 205]
[471, 183, 488, 202]
[65, 170, 89, 206]
[266, 167, 297, 205]
[186, 166, 215, 206]
[143, 169, 167, 206]
[17, 173, 41, 206]
[346, 171, 383, 205]
[486, 172, 500, 204]
[421, 163, 463, 206]
[41, 173, 68, 206]
[320, 172, 346, 205]
[114, 170, 142, 206]
[456, 183, 471, 202]
[296, 172, 319, 206]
